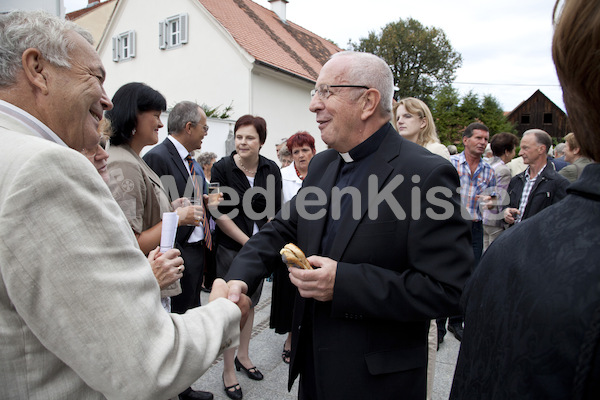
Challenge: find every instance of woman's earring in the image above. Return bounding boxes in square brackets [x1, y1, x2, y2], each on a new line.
[132, 129, 136, 136]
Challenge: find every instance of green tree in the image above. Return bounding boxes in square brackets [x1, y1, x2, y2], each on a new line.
[459, 91, 481, 125]
[430, 86, 463, 145]
[430, 89, 515, 146]
[479, 95, 516, 135]
[351, 18, 462, 101]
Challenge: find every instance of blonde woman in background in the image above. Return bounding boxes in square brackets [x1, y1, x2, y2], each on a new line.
[394, 97, 450, 161]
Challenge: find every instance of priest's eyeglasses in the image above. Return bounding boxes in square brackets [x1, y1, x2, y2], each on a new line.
[310, 84, 369, 99]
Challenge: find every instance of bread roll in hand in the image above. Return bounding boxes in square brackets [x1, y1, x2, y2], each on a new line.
[280, 243, 312, 270]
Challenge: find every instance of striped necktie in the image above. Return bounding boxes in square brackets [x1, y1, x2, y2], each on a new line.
[185, 155, 213, 250]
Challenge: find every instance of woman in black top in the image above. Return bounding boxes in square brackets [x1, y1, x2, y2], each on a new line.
[211, 115, 282, 400]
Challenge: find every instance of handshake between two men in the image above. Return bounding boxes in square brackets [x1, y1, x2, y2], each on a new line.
[152, 248, 252, 329]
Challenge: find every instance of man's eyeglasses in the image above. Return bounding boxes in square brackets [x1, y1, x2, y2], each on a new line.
[310, 84, 369, 99]
[192, 122, 209, 132]
[189, 120, 209, 132]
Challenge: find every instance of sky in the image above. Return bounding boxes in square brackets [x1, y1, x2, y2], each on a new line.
[65, 0, 564, 112]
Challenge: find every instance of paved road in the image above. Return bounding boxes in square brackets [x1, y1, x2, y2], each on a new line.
[195, 280, 460, 400]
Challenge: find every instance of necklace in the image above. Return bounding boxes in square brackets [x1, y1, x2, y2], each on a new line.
[294, 164, 305, 180]
[237, 155, 257, 175]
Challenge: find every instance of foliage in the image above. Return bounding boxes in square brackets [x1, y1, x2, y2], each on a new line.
[351, 18, 462, 101]
[201, 102, 234, 119]
[429, 86, 463, 145]
[459, 91, 481, 122]
[479, 95, 516, 136]
[167, 102, 234, 120]
[429, 88, 516, 145]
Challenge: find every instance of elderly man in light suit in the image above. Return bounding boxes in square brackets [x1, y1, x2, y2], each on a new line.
[0, 11, 247, 400]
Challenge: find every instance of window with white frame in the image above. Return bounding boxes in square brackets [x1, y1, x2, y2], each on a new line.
[112, 31, 136, 62]
[159, 13, 188, 49]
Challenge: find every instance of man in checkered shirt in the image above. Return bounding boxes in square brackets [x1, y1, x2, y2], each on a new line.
[438, 122, 496, 344]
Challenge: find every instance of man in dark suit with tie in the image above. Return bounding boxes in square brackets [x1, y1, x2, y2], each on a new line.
[143, 101, 214, 400]
[224, 51, 473, 399]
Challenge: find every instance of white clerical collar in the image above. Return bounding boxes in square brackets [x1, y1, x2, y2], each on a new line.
[0, 100, 67, 147]
[339, 152, 354, 163]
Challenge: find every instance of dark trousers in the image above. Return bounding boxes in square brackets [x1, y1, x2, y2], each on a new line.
[438, 221, 483, 335]
[298, 308, 317, 400]
[298, 342, 317, 400]
[437, 316, 463, 337]
[471, 220, 483, 265]
[203, 244, 217, 289]
[171, 240, 205, 314]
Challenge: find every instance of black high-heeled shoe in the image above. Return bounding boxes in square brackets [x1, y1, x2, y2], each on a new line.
[234, 356, 264, 380]
[282, 344, 291, 364]
[223, 374, 243, 400]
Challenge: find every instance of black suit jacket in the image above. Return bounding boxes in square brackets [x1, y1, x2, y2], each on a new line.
[143, 137, 205, 244]
[451, 164, 600, 400]
[226, 123, 473, 399]
[507, 160, 569, 222]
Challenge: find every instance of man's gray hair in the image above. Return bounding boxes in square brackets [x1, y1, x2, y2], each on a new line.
[330, 51, 394, 115]
[554, 142, 566, 157]
[0, 10, 94, 87]
[278, 145, 291, 158]
[523, 129, 553, 154]
[196, 151, 217, 167]
[168, 101, 203, 134]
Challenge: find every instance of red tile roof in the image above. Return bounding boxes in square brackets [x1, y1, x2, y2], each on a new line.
[66, 0, 117, 20]
[199, 0, 341, 82]
[66, 0, 339, 82]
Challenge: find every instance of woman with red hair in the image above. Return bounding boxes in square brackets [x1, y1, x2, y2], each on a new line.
[270, 131, 316, 364]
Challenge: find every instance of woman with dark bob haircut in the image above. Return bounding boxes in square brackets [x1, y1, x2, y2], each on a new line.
[107, 82, 167, 145]
[105, 83, 199, 311]
[210, 114, 282, 399]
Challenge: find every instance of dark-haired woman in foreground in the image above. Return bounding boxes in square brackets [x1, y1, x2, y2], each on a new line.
[211, 115, 282, 399]
[105, 82, 198, 311]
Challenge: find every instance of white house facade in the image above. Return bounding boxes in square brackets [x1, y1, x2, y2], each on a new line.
[72, 0, 339, 163]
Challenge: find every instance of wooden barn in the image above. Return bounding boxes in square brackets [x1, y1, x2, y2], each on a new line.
[506, 89, 570, 140]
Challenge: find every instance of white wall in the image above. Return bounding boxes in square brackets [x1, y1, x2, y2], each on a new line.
[99, 0, 252, 111]
[1, 0, 63, 16]
[98, 0, 324, 166]
[250, 66, 327, 163]
[140, 113, 234, 160]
